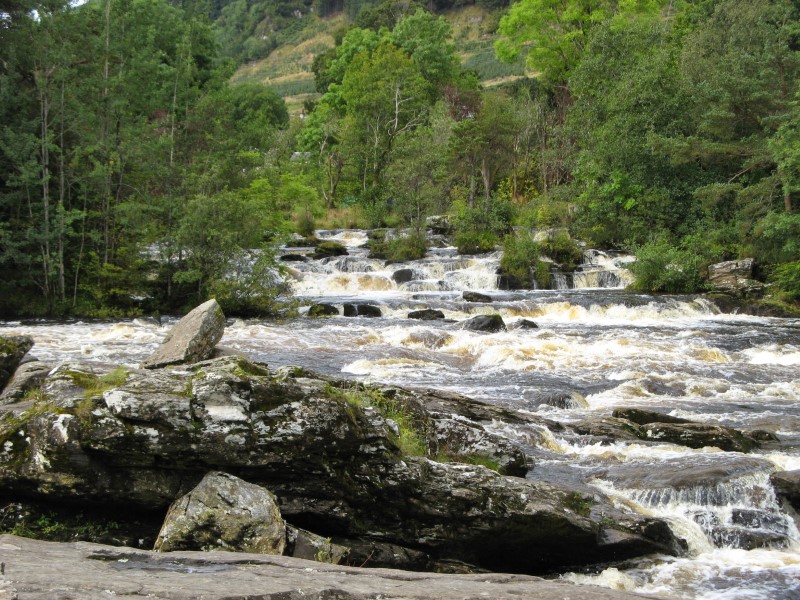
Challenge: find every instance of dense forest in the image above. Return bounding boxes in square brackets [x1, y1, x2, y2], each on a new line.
[0, 0, 798, 318]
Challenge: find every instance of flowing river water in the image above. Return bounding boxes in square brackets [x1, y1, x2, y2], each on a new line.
[2, 229, 799, 599]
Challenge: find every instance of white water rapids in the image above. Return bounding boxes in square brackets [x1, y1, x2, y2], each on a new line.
[2, 229, 799, 599]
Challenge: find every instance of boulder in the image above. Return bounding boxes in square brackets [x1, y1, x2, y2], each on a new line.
[770, 469, 800, 511]
[343, 303, 381, 318]
[430, 417, 528, 476]
[707, 258, 763, 296]
[154, 471, 286, 555]
[408, 308, 445, 320]
[462, 315, 506, 333]
[462, 291, 492, 303]
[0, 533, 665, 600]
[279, 253, 308, 262]
[510, 319, 539, 330]
[285, 525, 350, 564]
[0, 356, 683, 575]
[392, 268, 415, 284]
[140, 300, 225, 369]
[0, 335, 34, 391]
[426, 214, 454, 235]
[307, 303, 339, 317]
[538, 391, 588, 410]
[0, 361, 52, 404]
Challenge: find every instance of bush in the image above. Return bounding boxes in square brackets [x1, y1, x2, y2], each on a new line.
[629, 238, 706, 293]
[500, 234, 544, 289]
[454, 231, 498, 254]
[770, 261, 800, 301]
[750, 212, 800, 264]
[539, 231, 583, 271]
[385, 231, 428, 261]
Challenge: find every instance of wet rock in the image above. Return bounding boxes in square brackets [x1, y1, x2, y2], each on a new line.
[640, 422, 759, 452]
[392, 268, 415, 284]
[572, 416, 643, 442]
[497, 272, 524, 290]
[510, 319, 539, 330]
[154, 472, 286, 555]
[770, 469, 800, 511]
[0, 361, 52, 404]
[462, 314, 506, 333]
[707, 258, 763, 296]
[0, 335, 34, 391]
[539, 391, 588, 410]
[307, 303, 339, 317]
[408, 308, 445, 320]
[285, 525, 350, 564]
[0, 356, 681, 575]
[279, 253, 308, 262]
[140, 299, 225, 369]
[462, 291, 492, 303]
[343, 303, 381, 318]
[0, 534, 660, 600]
[612, 408, 693, 426]
[430, 418, 528, 477]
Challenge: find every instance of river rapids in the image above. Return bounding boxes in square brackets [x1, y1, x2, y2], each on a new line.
[2, 229, 799, 599]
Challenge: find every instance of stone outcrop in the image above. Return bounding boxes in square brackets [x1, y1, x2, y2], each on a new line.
[0, 335, 34, 391]
[140, 299, 225, 369]
[154, 471, 287, 555]
[706, 258, 763, 296]
[770, 469, 800, 511]
[0, 534, 660, 600]
[462, 314, 506, 333]
[0, 361, 51, 404]
[573, 409, 763, 452]
[0, 356, 683, 575]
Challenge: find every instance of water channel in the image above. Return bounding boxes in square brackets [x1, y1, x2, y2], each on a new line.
[2, 229, 799, 599]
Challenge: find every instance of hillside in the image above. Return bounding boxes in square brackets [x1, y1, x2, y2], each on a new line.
[229, 4, 526, 114]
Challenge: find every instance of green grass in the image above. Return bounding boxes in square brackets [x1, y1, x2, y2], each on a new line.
[326, 384, 428, 457]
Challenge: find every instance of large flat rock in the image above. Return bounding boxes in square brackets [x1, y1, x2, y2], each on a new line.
[0, 534, 659, 600]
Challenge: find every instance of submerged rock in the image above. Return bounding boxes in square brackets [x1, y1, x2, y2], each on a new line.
[140, 299, 225, 369]
[154, 471, 286, 555]
[510, 319, 539, 330]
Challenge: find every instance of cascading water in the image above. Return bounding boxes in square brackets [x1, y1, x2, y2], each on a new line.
[3, 228, 799, 599]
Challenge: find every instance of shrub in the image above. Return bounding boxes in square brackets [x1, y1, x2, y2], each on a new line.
[500, 234, 541, 288]
[770, 261, 800, 301]
[385, 231, 428, 261]
[539, 231, 583, 271]
[630, 238, 706, 293]
[454, 231, 497, 255]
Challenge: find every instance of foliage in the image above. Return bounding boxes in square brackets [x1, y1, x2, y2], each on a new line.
[500, 234, 544, 288]
[326, 384, 428, 457]
[770, 261, 800, 301]
[539, 231, 583, 271]
[385, 231, 428, 261]
[750, 212, 800, 264]
[629, 237, 707, 294]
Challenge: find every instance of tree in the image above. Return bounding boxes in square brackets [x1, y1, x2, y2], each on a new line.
[495, 0, 659, 87]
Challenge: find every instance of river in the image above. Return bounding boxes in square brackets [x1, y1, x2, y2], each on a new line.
[2, 229, 799, 599]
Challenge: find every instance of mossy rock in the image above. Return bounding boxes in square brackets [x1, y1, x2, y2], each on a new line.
[308, 303, 339, 318]
[313, 241, 348, 258]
